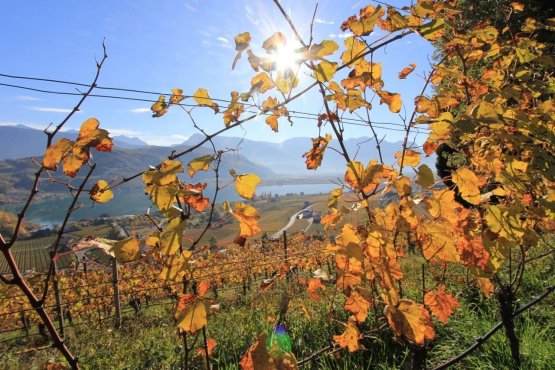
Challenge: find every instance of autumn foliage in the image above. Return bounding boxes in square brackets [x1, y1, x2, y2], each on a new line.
[1, 0, 553, 369]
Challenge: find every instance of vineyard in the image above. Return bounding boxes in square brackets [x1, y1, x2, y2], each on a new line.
[0, 236, 75, 275]
[1, 0, 554, 369]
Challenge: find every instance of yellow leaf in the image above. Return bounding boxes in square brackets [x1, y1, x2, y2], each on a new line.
[313, 60, 338, 83]
[151, 95, 168, 117]
[43, 138, 73, 170]
[145, 184, 178, 214]
[393, 176, 411, 197]
[187, 155, 212, 177]
[193, 88, 219, 112]
[232, 32, 251, 70]
[175, 294, 210, 334]
[416, 164, 435, 188]
[250, 72, 275, 94]
[395, 149, 421, 167]
[78, 118, 100, 139]
[230, 202, 261, 237]
[341, 37, 366, 65]
[308, 40, 339, 59]
[235, 173, 261, 199]
[417, 219, 460, 263]
[452, 168, 481, 205]
[169, 88, 185, 105]
[112, 237, 142, 263]
[417, 18, 445, 41]
[262, 32, 286, 53]
[385, 299, 435, 345]
[89, 179, 113, 203]
[158, 217, 188, 255]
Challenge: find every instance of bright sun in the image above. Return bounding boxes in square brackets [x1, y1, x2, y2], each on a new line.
[272, 43, 301, 72]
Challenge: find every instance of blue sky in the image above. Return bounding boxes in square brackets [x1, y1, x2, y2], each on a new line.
[0, 0, 435, 145]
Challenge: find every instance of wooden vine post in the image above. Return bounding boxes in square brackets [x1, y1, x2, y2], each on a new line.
[111, 257, 122, 328]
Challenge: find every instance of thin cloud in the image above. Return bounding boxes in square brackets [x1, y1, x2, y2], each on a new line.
[15, 95, 42, 101]
[329, 32, 354, 39]
[217, 36, 229, 43]
[29, 107, 74, 113]
[0, 121, 49, 130]
[130, 108, 151, 113]
[184, 3, 196, 12]
[314, 18, 334, 25]
[104, 128, 143, 136]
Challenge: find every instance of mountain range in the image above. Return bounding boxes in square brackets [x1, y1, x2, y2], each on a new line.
[0, 125, 150, 160]
[182, 133, 437, 176]
[0, 125, 437, 195]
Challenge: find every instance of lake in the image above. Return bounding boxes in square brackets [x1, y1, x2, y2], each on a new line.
[1, 182, 338, 226]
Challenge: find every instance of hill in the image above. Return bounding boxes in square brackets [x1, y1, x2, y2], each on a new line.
[0, 125, 149, 160]
[183, 133, 437, 175]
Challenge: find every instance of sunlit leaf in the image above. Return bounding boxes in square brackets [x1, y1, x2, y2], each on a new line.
[169, 88, 185, 105]
[235, 173, 261, 200]
[333, 316, 363, 352]
[188, 155, 212, 177]
[416, 164, 435, 188]
[313, 61, 338, 83]
[43, 138, 73, 170]
[151, 95, 168, 117]
[424, 285, 460, 324]
[376, 89, 402, 113]
[398, 63, 416, 79]
[233, 32, 251, 70]
[303, 134, 332, 170]
[193, 88, 219, 112]
[262, 32, 286, 53]
[307, 278, 326, 301]
[452, 167, 481, 205]
[112, 237, 142, 263]
[89, 179, 113, 203]
[385, 299, 435, 345]
[395, 149, 421, 167]
[344, 288, 372, 323]
[175, 294, 210, 334]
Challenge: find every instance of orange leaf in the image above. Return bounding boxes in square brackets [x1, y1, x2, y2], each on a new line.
[398, 63, 416, 79]
[344, 288, 372, 323]
[303, 134, 332, 170]
[321, 208, 342, 228]
[333, 316, 363, 352]
[197, 281, 210, 297]
[376, 89, 402, 113]
[307, 278, 326, 301]
[385, 299, 435, 345]
[477, 278, 494, 298]
[196, 337, 217, 357]
[181, 183, 210, 212]
[43, 138, 74, 170]
[424, 285, 460, 324]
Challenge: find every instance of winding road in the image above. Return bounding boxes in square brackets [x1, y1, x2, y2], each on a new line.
[271, 203, 318, 240]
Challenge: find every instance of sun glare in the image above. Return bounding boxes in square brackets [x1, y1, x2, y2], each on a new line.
[272, 43, 301, 72]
